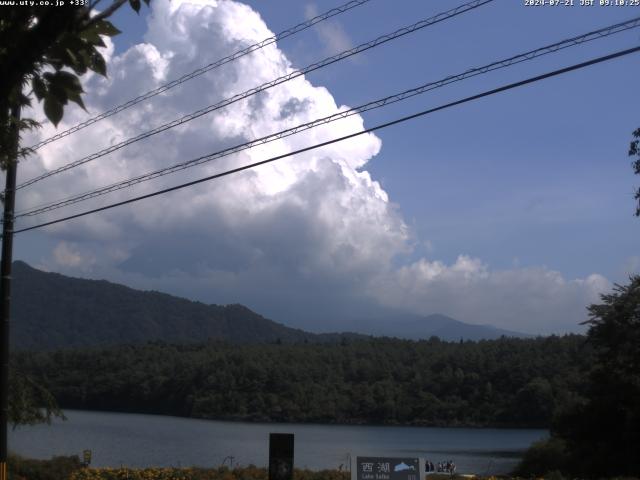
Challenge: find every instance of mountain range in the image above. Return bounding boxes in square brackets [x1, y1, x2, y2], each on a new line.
[324, 313, 529, 342]
[11, 261, 528, 350]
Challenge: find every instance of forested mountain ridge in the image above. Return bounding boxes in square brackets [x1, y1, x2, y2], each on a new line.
[15, 335, 591, 428]
[11, 261, 526, 350]
[11, 261, 361, 350]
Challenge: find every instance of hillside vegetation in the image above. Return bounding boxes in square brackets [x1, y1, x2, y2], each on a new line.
[11, 261, 359, 350]
[16, 335, 590, 428]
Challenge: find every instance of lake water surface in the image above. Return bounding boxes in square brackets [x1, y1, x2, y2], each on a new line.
[10, 410, 546, 474]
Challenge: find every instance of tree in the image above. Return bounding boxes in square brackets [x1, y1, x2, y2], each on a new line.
[551, 277, 640, 477]
[629, 128, 640, 216]
[0, 0, 149, 167]
[0, 0, 149, 432]
[8, 368, 64, 427]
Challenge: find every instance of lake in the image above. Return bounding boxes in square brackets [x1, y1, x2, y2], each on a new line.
[10, 410, 546, 474]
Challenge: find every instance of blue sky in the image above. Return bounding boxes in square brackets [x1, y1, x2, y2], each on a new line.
[12, 0, 640, 334]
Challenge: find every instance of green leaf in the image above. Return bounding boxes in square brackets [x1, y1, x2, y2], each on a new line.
[32, 76, 47, 101]
[74, 49, 95, 75]
[45, 75, 69, 106]
[129, 0, 141, 13]
[46, 71, 86, 112]
[54, 37, 95, 76]
[52, 48, 74, 70]
[89, 52, 107, 76]
[79, 28, 106, 47]
[53, 70, 84, 94]
[43, 96, 64, 127]
[69, 54, 89, 76]
[67, 90, 87, 111]
[93, 20, 121, 37]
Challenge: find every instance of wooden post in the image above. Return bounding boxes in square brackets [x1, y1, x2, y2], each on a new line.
[0, 103, 20, 480]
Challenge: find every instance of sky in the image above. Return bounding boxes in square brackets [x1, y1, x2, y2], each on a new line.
[8, 0, 640, 335]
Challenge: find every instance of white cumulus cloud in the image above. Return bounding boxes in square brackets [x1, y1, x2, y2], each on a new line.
[369, 256, 610, 334]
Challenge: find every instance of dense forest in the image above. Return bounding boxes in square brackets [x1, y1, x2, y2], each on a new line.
[15, 335, 591, 428]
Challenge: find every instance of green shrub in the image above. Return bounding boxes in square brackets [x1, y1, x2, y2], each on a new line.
[8, 453, 84, 480]
[68, 466, 348, 480]
[512, 437, 568, 477]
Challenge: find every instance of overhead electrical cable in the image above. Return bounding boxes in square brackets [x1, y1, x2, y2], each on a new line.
[14, 16, 640, 220]
[10, 45, 640, 236]
[27, 0, 373, 152]
[17, 0, 494, 190]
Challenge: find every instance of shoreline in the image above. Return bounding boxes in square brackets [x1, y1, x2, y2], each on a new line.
[43, 407, 552, 431]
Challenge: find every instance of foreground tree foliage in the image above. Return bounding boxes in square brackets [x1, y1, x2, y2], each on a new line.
[16, 335, 591, 428]
[518, 276, 640, 477]
[7, 366, 64, 428]
[0, 0, 148, 167]
[512, 437, 569, 477]
[554, 276, 640, 477]
[630, 127, 640, 216]
[1, 0, 148, 427]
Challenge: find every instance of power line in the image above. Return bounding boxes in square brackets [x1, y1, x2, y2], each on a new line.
[17, 0, 494, 190]
[27, 0, 373, 152]
[11, 45, 640, 236]
[14, 16, 640, 219]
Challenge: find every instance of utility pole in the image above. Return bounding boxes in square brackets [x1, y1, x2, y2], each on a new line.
[0, 103, 20, 480]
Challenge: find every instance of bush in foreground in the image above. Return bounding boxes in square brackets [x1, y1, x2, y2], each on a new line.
[512, 437, 568, 477]
[8, 453, 84, 480]
[70, 466, 349, 480]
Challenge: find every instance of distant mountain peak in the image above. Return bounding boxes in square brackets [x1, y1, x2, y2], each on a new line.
[321, 312, 530, 341]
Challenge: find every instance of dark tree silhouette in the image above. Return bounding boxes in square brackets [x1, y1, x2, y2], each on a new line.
[629, 128, 640, 216]
[534, 277, 640, 477]
[0, 0, 148, 427]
